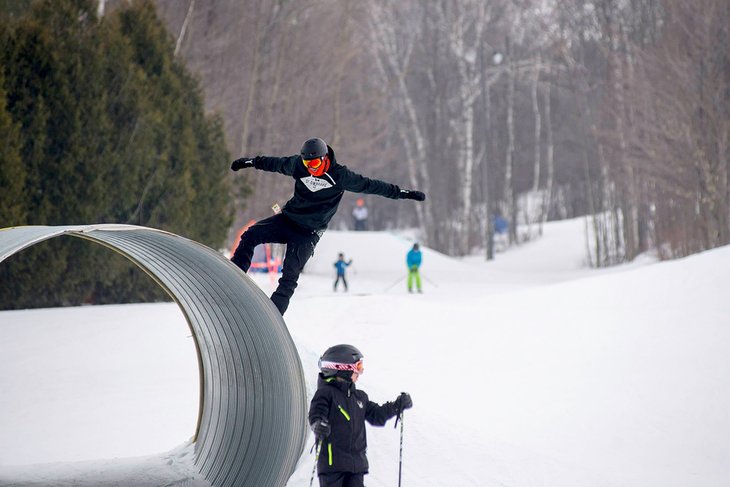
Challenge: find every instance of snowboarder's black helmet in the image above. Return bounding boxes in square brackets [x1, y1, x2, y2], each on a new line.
[300, 137, 328, 160]
[319, 344, 364, 379]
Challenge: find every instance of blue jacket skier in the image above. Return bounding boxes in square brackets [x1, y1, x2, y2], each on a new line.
[406, 243, 422, 293]
[230, 137, 425, 314]
[333, 253, 352, 292]
[309, 344, 413, 487]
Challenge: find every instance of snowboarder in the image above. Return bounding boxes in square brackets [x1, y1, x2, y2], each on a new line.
[352, 198, 368, 231]
[309, 344, 413, 487]
[406, 243, 422, 293]
[230, 137, 425, 315]
[333, 252, 352, 292]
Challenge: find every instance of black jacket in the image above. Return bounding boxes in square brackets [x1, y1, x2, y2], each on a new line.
[308, 374, 398, 474]
[252, 146, 401, 231]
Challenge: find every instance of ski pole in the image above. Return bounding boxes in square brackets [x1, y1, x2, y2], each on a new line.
[383, 275, 406, 292]
[397, 411, 405, 487]
[420, 272, 439, 288]
[309, 438, 323, 487]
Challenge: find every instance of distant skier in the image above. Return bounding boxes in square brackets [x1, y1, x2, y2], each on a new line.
[230, 137, 425, 315]
[309, 344, 413, 487]
[406, 243, 422, 293]
[333, 252, 352, 292]
[352, 198, 368, 231]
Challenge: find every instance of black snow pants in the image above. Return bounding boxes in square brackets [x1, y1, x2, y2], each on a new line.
[319, 472, 365, 487]
[231, 213, 321, 314]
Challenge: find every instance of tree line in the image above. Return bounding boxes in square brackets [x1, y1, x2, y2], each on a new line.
[156, 0, 728, 263]
[0, 0, 236, 309]
[2, 0, 725, 312]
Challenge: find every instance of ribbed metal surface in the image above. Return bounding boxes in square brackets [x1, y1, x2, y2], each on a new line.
[0, 225, 308, 487]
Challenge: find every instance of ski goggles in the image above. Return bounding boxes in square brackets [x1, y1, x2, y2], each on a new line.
[302, 156, 324, 169]
[320, 359, 365, 374]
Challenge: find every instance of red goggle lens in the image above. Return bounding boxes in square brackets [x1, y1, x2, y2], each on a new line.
[303, 157, 323, 169]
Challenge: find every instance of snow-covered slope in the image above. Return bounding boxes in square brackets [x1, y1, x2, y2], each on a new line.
[2, 217, 729, 487]
[304, 230, 463, 275]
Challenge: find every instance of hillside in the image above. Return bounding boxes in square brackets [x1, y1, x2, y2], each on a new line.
[2, 218, 729, 487]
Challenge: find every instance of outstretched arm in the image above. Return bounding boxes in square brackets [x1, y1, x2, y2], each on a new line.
[339, 166, 401, 198]
[339, 166, 426, 201]
[231, 155, 299, 177]
[341, 167, 426, 201]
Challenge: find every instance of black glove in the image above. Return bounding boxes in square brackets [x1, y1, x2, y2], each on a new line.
[231, 157, 255, 171]
[310, 418, 331, 440]
[399, 189, 426, 201]
[394, 392, 413, 414]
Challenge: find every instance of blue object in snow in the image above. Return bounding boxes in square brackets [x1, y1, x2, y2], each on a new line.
[494, 216, 509, 235]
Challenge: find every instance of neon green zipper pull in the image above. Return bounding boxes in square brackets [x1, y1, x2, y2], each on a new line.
[338, 405, 351, 421]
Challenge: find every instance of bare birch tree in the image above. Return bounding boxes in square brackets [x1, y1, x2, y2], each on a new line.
[366, 0, 433, 240]
[438, 0, 491, 254]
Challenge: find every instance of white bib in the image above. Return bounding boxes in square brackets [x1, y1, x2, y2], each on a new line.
[300, 175, 334, 192]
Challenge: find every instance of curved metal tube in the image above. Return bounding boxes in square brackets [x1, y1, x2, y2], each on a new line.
[0, 225, 307, 487]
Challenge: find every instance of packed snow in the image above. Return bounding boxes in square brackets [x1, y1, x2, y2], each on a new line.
[1, 217, 729, 486]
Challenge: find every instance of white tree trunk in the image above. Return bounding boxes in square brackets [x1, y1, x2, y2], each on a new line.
[367, 1, 432, 238]
[531, 54, 541, 195]
[612, 23, 638, 260]
[239, 37, 261, 155]
[458, 102, 475, 254]
[541, 74, 554, 232]
[483, 83, 494, 260]
[504, 39, 516, 244]
[174, 0, 196, 57]
[442, 0, 487, 254]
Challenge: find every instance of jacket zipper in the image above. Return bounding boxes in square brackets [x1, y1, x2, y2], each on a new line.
[332, 404, 351, 467]
[347, 386, 356, 472]
[338, 405, 351, 421]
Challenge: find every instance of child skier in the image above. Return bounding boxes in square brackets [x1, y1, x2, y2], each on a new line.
[333, 253, 352, 292]
[309, 344, 413, 487]
[230, 137, 425, 315]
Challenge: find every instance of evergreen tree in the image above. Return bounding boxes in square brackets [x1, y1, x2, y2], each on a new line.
[0, 68, 26, 225]
[0, 0, 234, 309]
[110, 1, 234, 246]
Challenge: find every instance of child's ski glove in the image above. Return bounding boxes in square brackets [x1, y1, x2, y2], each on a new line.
[231, 157, 256, 171]
[311, 419, 331, 439]
[394, 392, 413, 414]
[399, 189, 426, 201]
